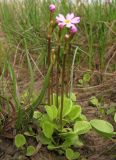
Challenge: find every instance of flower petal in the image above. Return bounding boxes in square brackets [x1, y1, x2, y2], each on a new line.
[66, 13, 74, 20]
[56, 16, 62, 22]
[66, 22, 73, 28]
[58, 14, 65, 21]
[56, 16, 64, 22]
[71, 17, 80, 24]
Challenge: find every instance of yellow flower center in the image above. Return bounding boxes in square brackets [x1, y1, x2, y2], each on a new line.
[65, 19, 70, 24]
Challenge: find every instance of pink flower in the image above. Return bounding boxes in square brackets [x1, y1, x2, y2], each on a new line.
[56, 13, 80, 28]
[70, 25, 78, 34]
[49, 4, 56, 12]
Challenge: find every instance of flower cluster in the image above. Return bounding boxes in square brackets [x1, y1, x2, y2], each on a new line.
[49, 3, 80, 34]
[56, 13, 80, 33]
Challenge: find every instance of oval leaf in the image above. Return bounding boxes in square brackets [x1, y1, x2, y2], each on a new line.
[74, 121, 91, 135]
[42, 121, 55, 138]
[83, 72, 91, 82]
[15, 134, 26, 148]
[33, 111, 42, 119]
[59, 97, 72, 117]
[66, 148, 74, 160]
[26, 146, 36, 156]
[45, 105, 58, 121]
[90, 96, 99, 107]
[90, 119, 114, 135]
[67, 105, 81, 121]
[70, 93, 76, 101]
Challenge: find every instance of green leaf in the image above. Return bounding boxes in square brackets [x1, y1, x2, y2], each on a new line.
[47, 144, 61, 150]
[90, 96, 99, 107]
[15, 134, 26, 148]
[62, 133, 76, 148]
[47, 144, 56, 150]
[90, 119, 114, 137]
[33, 111, 42, 119]
[78, 79, 83, 85]
[63, 134, 83, 149]
[42, 121, 55, 138]
[74, 121, 91, 135]
[45, 105, 58, 121]
[70, 93, 76, 101]
[38, 134, 51, 145]
[8, 63, 20, 109]
[26, 146, 36, 157]
[67, 105, 81, 121]
[83, 72, 91, 82]
[73, 152, 80, 159]
[66, 148, 74, 160]
[28, 63, 53, 118]
[107, 106, 115, 115]
[8, 63, 23, 129]
[74, 137, 83, 147]
[65, 148, 80, 160]
[60, 131, 75, 137]
[39, 114, 49, 127]
[59, 97, 72, 117]
[114, 113, 116, 123]
[78, 114, 87, 121]
[24, 131, 35, 137]
[62, 138, 73, 149]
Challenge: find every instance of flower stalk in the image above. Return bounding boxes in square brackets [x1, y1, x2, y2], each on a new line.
[51, 48, 55, 104]
[60, 52, 67, 130]
[66, 43, 72, 96]
[56, 29, 62, 108]
[60, 37, 70, 130]
[47, 4, 56, 105]
[47, 34, 51, 105]
[47, 5, 80, 112]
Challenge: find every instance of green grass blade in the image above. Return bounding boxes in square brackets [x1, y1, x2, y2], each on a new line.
[7, 62, 20, 109]
[28, 63, 52, 118]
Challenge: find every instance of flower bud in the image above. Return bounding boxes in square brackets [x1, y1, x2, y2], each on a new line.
[65, 34, 70, 41]
[50, 20, 54, 26]
[58, 23, 64, 29]
[49, 4, 56, 12]
[70, 25, 78, 34]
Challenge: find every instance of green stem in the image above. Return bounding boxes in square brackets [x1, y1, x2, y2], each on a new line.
[60, 53, 67, 130]
[47, 12, 54, 105]
[51, 49, 55, 104]
[66, 43, 71, 96]
[70, 46, 78, 97]
[56, 29, 61, 108]
[47, 35, 51, 105]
